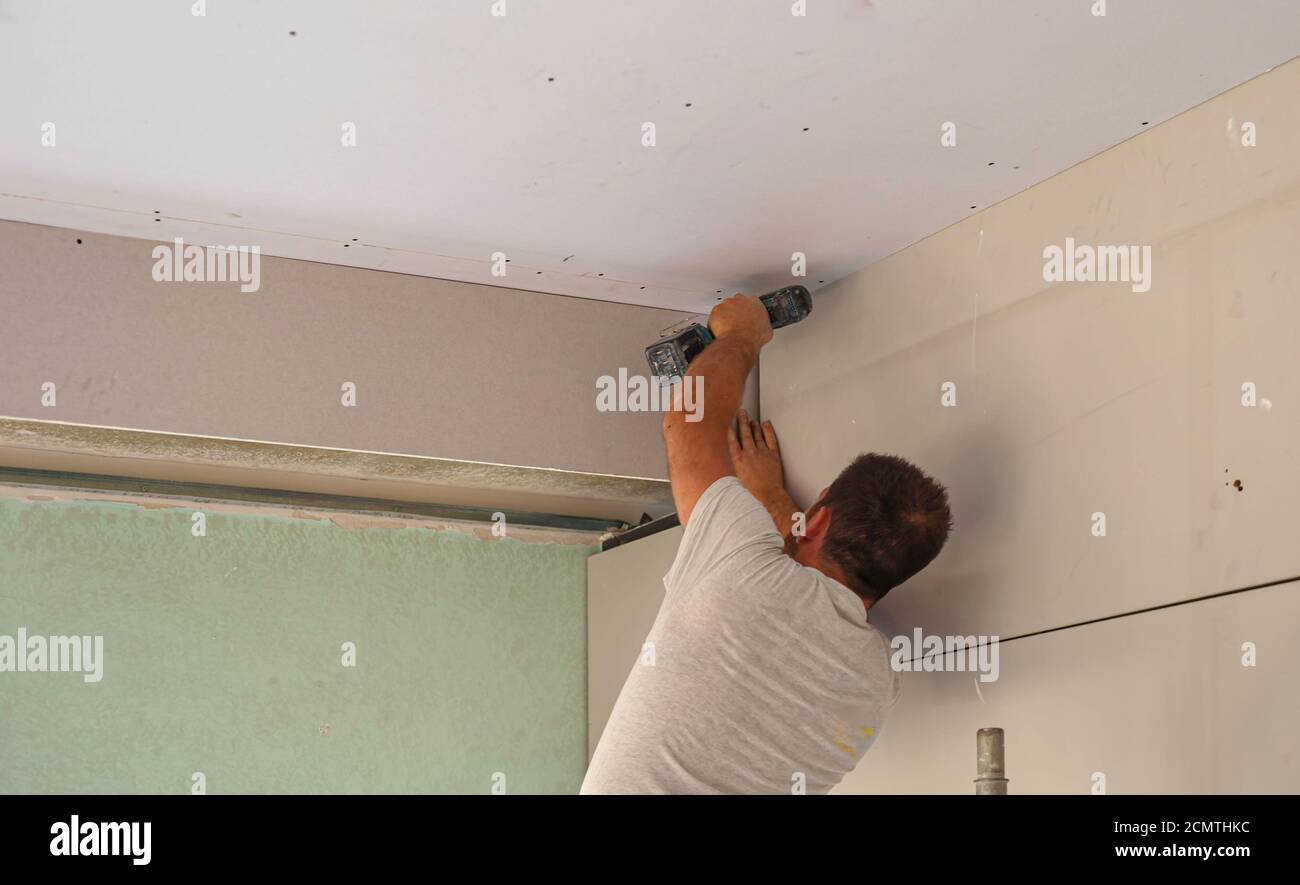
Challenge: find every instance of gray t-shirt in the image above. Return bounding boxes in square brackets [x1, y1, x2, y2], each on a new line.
[581, 476, 900, 794]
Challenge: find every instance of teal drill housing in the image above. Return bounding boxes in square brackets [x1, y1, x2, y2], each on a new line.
[645, 285, 813, 383]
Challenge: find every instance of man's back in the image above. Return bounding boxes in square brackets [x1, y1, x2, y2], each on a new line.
[582, 477, 900, 794]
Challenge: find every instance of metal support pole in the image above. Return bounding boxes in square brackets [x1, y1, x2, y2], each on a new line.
[975, 727, 1009, 795]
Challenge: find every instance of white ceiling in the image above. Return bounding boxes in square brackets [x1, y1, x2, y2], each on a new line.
[3, 0, 1298, 314]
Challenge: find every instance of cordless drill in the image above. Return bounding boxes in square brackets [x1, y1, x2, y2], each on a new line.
[645, 285, 813, 383]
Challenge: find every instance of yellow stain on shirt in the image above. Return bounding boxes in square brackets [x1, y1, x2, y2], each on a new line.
[831, 719, 858, 757]
[861, 726, 874, 738]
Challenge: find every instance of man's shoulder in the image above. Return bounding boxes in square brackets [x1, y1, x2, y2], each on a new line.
[664, 476, 785, 593]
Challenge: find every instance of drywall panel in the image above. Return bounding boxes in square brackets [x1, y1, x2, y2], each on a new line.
[4, 1, 1299, 310]
[0, 494, 591, 794]
[0, 220, 684, 481]
[585, 525, 682, 759]
[761, 56, 1300, 641]
[836, 581, 1300, 794]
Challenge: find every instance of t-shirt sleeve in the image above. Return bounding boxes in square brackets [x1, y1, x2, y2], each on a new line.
[663, 476, 785, 595]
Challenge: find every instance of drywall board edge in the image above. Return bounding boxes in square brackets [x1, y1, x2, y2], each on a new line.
[585, 525, 683, 759]
[835, 579, 1300, 794]
[0, 417, 673, 525]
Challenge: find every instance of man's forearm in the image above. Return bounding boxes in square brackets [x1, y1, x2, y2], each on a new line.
[660, 294, 772, 526]
[665, 335, 758, 436]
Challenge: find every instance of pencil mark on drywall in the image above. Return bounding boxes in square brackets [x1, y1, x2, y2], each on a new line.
[1029, 376, 1163, 447]
[1064, 553, 1085, 588]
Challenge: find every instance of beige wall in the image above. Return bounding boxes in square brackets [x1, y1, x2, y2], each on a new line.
[0, 220, 685, 481]
[763, 57, 1300, 642]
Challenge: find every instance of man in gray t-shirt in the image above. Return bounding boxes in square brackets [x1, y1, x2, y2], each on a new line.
[582, 293, 952, 795]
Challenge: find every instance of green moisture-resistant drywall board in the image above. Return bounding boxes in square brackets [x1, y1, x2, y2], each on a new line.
[0, 497, 590, 793]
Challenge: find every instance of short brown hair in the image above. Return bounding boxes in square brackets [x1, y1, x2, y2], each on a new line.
[817, 453, 952, 603]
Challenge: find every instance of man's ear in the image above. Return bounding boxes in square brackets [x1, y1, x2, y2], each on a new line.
[802, 503, 832, 543]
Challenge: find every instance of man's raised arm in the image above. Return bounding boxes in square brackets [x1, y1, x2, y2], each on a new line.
[661, 293, 773, 526]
